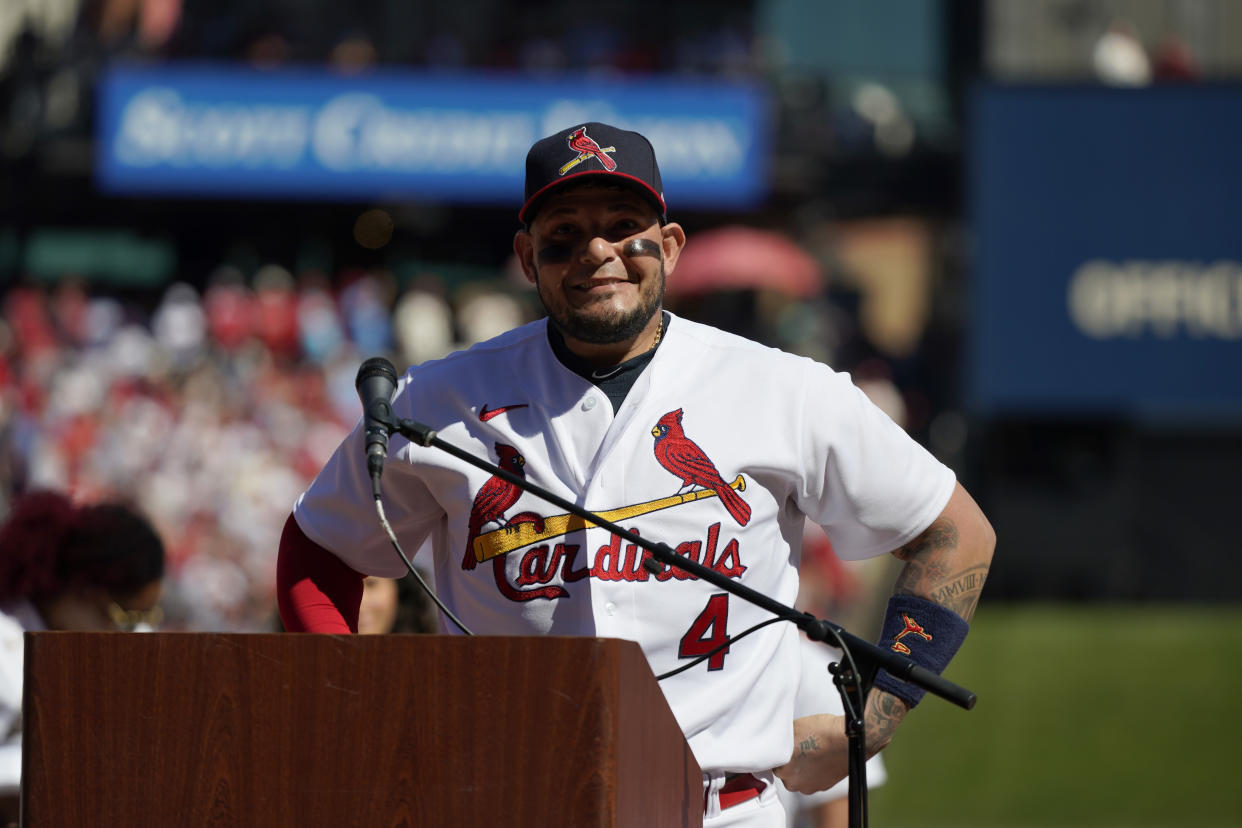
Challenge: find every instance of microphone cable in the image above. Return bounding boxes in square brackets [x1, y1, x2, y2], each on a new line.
[654, 617, 784, 681]
[372, 491, 474, 637]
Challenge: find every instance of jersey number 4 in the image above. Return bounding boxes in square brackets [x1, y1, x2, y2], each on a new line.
[678, 593, 731, 670]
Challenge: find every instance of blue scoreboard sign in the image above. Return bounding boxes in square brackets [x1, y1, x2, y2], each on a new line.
[96, 63, 768, 210]
[969, 84, 1242, 419]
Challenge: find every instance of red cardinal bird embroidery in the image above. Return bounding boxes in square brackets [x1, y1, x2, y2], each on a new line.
[462, 443, 527, 570]
[563, 126, 617, 172]
[651, 408, 750, 527]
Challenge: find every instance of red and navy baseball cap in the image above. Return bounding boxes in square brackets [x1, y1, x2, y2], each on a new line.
[519, 122, 667, 225]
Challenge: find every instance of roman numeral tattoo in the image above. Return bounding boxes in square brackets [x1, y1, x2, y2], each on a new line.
[893, 518, 987, 621]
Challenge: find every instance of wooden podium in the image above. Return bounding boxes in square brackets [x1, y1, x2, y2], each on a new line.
[22, 633, 702, 827]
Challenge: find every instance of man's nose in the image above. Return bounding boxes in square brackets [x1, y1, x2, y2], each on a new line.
[582, 235, 618, 264]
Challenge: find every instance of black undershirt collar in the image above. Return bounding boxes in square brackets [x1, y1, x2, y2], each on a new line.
[547, 311, 670, 414]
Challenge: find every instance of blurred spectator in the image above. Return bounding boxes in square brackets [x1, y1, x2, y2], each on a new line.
[295, 271, 348, 364]
[1153, 33, 1198, 81]
[329, 32, 377, 74]
[3, 286, 57, 361]
[456, 288, 528, 346]
[1092, 19, 1151, 86]
[851, 358, 907, 431]
[357, 575, 398, 635]
[357, 573, 437, 635]
[392, 286, 454, 366]
[253, 264, 300, 361]
[337, 270, 393, 356]
[0, 489, 165, 817]
[152, 282, 208, 368]
[203, 266, 256, 353]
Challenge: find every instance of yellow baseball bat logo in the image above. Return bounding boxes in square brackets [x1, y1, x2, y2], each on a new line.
[472, 475, 746, 563]
[558, 146, 616, 176]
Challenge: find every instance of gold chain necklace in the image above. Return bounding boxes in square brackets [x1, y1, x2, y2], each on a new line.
[588, 317, 663, 380]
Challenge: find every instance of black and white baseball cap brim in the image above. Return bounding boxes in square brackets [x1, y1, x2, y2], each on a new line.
[519, 122, 667, 224]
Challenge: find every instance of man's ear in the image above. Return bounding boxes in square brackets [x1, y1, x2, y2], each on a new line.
[660, 222, 687, 275]
[513, 229, 537, 284]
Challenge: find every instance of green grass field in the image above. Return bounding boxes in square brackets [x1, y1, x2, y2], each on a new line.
[867, 603, 1242, 828]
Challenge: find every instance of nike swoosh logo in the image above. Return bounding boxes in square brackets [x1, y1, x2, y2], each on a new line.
[479, 403, 529, 422]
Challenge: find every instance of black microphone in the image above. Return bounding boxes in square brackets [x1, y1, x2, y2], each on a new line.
[355, 357, 398, 491]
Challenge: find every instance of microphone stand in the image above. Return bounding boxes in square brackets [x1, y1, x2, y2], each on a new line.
[384, 413, 977, 828]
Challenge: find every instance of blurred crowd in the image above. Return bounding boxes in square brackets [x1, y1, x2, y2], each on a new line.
[0, 265, 537, 631]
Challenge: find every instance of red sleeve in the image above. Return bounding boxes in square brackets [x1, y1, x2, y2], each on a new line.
[276, 513, 364, 633]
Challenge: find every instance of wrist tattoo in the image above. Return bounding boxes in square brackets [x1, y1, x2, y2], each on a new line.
[798, 734, 820, 755]
[865, 692, 906, 755]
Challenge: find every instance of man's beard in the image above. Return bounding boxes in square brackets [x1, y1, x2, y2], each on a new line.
[539, 265, 665, 345]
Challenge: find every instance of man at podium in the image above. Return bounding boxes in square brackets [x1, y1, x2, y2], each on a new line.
[277, 122, 995, 826]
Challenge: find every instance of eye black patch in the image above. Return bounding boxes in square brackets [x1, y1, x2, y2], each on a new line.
[538, 244, 573, 264]
[623, 238, 661, 259]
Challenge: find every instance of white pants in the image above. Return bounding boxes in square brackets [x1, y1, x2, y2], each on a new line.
[703, 770, 786, 828]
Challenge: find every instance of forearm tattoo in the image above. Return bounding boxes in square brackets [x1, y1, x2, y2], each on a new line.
[864, 691, 906, 755]
[892, 518, 987, 620]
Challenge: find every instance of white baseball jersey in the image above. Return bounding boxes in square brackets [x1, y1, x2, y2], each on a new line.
[294, 313, 955, 775]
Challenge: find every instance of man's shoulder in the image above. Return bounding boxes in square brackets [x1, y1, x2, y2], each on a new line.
[667, 313, 813, 367]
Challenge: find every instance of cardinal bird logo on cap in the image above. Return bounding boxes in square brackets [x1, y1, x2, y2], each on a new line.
[651, 408, 751, 527]
[559, 126, 617, 175]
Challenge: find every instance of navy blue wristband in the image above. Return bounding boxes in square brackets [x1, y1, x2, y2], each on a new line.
[873, 595, 969, 708]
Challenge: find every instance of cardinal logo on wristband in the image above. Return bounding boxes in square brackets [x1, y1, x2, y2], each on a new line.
[891, 613, 932, 655]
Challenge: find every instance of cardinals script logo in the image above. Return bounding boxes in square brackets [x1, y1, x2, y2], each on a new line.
[558, 126, 617, 175]
[461, 408, 752, 603]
